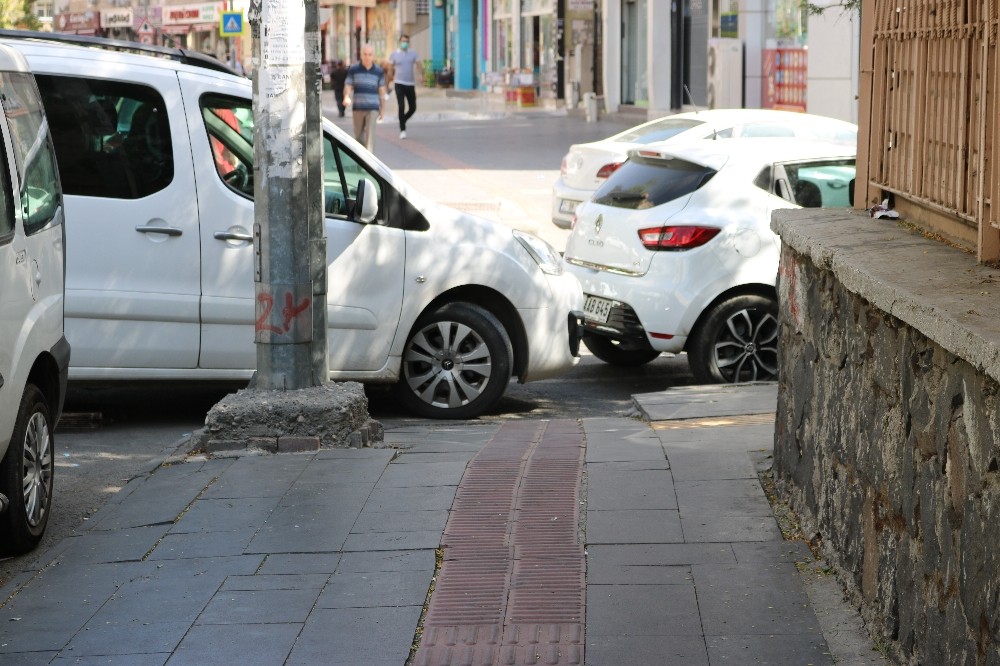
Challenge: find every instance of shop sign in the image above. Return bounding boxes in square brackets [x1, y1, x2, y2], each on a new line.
[101, 9, 133, 29]
[163, 3, 221, 26]
[133, 6, 163, 29]
[567, 0, 592, 9]
[56, 11, 99, 32]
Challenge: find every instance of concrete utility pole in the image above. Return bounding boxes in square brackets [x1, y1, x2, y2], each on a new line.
[248, 0, 328, 390]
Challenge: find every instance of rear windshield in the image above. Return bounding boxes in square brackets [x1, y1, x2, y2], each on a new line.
[592, 155, 715, 209]
[612, 118, 705, 145]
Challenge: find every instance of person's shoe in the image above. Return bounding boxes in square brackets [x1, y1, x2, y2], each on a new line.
[400, 130, 407, 139]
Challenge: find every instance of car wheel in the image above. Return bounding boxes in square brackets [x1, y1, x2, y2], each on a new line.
[396, 303, 513, 419]
[582, 332, 661, 366]
[0, 384, 54, 557]
[688, 295, 779, 384]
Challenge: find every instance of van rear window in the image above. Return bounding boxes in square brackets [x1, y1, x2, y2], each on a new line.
[592, 156, 715, 210]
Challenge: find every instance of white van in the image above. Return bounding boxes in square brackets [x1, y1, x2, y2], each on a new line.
[0, 42, 68, 557]
[0, 32, 583, 420]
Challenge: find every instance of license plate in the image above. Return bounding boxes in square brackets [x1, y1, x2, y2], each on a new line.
[583, 295, 613, 324]
[559, 199, 580, 214]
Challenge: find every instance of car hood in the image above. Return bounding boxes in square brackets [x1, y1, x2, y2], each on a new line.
[564, 195, 694, 276]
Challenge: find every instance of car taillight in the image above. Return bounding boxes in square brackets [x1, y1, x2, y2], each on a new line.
[638, 226, 721, 251]
[595, 162, 623, 179]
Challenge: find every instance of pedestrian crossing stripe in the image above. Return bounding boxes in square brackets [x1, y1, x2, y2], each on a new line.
[219, 11, 243, 36]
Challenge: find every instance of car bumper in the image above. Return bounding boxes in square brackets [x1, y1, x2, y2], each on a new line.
[551, 179, 594, 229]
[517, 271, 584, 382]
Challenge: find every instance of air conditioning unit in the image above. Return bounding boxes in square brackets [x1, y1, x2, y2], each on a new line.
[707, 38, 744, 109]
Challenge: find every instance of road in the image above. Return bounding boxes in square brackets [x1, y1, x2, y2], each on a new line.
[0, 109, 696, 588]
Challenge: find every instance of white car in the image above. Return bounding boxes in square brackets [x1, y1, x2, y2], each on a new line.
[552, 109, 858, 228]
[564, 139, 856, 383]
[0, 43, 68, 556]
[0, 32, 583, 420]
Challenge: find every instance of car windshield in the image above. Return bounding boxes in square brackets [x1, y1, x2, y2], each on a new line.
[592, 154, 716, 209]
[612, 118, 705, 145]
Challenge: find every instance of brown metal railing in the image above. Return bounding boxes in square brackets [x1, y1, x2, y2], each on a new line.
[858, 0, 1000, 261]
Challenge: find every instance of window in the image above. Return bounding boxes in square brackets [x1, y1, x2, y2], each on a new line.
[200, 95, 382, 222]
[2, 72, 59, 235]
[593, 155, 715, 210]
[612, 118, 705, 145]
[34, 75, 173, 199]
[759, 159, 856, 208]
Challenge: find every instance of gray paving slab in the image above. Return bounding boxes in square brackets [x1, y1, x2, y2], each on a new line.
[341, 529, 443, 551]
[363, 483, 459, 512]
[147, 528, 258, 560]
[351, 508, 449, 533]
[586, 459, 669, 471]
[705, 633, 833, 665]
[586, 543, 737, 568]
[657, 423, 776, 448]
[731, 540, 814, 564]
[245, 514, 356, 554]
[586, 468, 676, 510]
[675, 479, 775, 517]
[166, 623, 302, 666]
[49, 525, 169, 565]
[294, 455, 391, 484]
[586, 583, 703, 636]
[585, 509, 683, 544]
[62, 620, 190, 657]
[335, 548, 435, 572]
[693, 562, 825, 635]
[659, 447, 757, 480]
[257, 553, 341, 575]
[168, 496, 281, 533]
[52, 655, 168, 666]
[634, 384, 777, 421]
[221, 573, 330, 591]
[680, 514, 783, 542]
[375, 460, 468, 487]
[585, 635, 709, 666]
[0, 652, 59, 666]
[390, 451, 478, 463]
[586, 560, 693, 586]
[316, 570, 431, 608]
[199, 456, 311, 499]
[196, 588, 321, 624]
[286, 605, 421, 665]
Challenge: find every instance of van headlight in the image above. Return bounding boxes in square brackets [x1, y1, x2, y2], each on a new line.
[513, 230, 564, 276]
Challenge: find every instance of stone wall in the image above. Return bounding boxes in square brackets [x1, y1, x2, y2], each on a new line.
[771, 209, 1000, 665]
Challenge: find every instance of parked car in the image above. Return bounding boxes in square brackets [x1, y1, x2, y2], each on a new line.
[564, 138, 856, 383]
[0, 42, 69, 556]
[552, 109, 858, 228]
[0, 32, 583, 420]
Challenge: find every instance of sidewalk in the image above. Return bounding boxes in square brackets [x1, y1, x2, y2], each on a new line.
[0, 384, 881, 665]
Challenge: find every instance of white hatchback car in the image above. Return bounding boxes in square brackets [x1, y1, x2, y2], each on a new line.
[552, 109, 858, 228]
[0, 32, 583, 420]
[564, 139, 855, 383]
[0, 43, 68, 556]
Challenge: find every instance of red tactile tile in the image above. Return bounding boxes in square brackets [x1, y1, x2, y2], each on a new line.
[413, 420, 586, 666]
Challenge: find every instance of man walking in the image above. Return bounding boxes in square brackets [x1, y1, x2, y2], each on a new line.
[343, 44, 385, 152]
[388, 34, 420, 139]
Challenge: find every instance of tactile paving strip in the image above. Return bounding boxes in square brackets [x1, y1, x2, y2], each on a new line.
[413, 420, 586, 666]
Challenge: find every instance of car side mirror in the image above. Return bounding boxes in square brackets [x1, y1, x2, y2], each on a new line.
[354, 178, 378, 224]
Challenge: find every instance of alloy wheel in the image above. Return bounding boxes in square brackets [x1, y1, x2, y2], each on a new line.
[713, 307, 779, 382]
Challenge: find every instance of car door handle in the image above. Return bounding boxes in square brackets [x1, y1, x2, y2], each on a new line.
[135, 225, 183, 237]
[214, 231, 253, 242]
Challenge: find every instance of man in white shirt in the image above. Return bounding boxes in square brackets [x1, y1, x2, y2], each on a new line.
[388, 34, 421, 139]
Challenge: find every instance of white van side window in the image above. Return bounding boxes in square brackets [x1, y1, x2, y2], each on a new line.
[1, 72, 58, 235]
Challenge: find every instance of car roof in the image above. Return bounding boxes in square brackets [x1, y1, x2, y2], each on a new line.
[0, 29, 241, 78]
[607, 108, 858, 141]
[0, 42, 30, 73]
[629, 137, 857, 171]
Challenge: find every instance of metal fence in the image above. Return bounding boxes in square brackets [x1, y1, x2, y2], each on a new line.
[857, 0, 1000, 261]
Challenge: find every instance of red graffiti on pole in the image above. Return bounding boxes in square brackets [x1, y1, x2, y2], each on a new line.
[255, 291, 311, 335]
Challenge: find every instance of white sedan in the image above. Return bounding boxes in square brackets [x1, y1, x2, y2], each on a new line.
[552, 109, 858, 228]
[564, 138, 856, 383]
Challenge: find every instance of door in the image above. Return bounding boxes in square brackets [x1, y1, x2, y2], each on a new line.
[34, 67, 201, 371]
[179, 73, 405, 374]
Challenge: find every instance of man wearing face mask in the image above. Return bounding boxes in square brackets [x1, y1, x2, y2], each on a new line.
[388, 34, 421, 139]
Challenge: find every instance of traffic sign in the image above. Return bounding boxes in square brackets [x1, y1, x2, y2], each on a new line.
[219, 11, 243, 36]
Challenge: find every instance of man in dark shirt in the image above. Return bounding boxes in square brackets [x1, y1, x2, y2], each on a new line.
[330, 60, 348, 117]
[343, 44, 385, 152]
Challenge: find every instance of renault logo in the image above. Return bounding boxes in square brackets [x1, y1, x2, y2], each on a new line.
[595, 214, 603, 234]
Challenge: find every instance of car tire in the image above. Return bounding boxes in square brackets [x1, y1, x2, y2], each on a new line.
[688, 295, 779, 384]
[396, 303, 513, 419]
[0, 384, 54, 557]
[582, 332, 661, 367]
